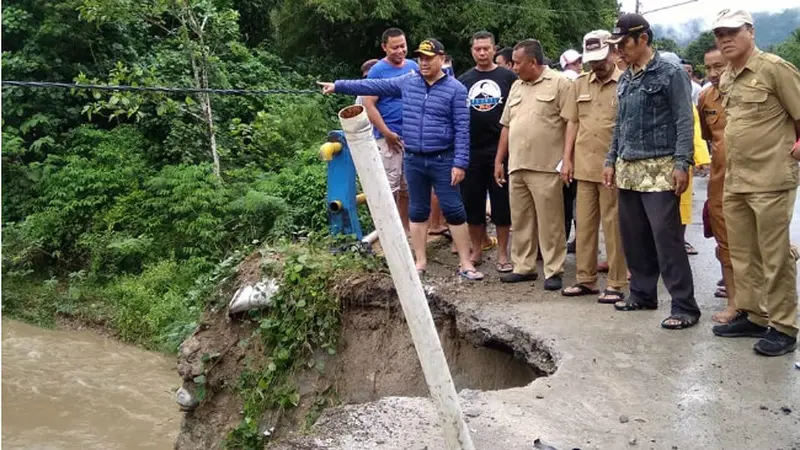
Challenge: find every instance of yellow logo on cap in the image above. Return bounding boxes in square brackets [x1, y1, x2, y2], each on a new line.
[420, 40, 434, 52]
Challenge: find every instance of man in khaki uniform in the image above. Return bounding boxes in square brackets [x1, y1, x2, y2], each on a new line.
[710, 9, 800, 356]
[697, 44, 737, 323]
[560, 30, 628, 303]
[494, 39, 571, 290]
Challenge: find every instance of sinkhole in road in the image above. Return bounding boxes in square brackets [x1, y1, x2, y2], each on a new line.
[330, 303, 551, 403]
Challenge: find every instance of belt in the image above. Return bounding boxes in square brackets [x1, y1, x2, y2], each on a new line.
[405, 148, 454, 157]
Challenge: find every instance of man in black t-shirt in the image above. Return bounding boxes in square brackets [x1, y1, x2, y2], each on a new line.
[458, 31, 518, 273]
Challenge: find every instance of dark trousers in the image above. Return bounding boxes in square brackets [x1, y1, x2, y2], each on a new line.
[618, 189, 700, 318]
[563, 182, 577, 240]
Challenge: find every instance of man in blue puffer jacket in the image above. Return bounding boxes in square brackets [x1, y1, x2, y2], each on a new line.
[317, 38, 484, 281]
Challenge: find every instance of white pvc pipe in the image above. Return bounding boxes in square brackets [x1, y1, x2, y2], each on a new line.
[337, 105, 475, 450]
[361, 229, 380, 245]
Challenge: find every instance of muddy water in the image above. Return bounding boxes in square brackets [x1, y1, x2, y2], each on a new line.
[2, 320, 181, 449]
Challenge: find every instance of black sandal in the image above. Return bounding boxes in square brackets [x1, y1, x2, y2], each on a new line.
[598, 289, 625, 304]
[561, 284, 600, 297]
[614, 296, 657, 311]
[661, 314, 700, 330]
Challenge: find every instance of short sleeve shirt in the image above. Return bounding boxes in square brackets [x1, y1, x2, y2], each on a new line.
[719, 50, 800, 193]
[367, 59, 420, 139]
[458, 66, 518, 154]
[698, 85, 727, 190]
[499, 67, 571, 174]
[563, 67, 622, 183]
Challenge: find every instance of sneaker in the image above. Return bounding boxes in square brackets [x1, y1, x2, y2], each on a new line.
[712, 312, 768, 338]
[754, 329, 797, 356]
[501, 272, 538, 283]
[544, 275, 563, 291]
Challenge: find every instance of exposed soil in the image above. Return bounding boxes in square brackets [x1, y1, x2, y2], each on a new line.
[174, 248, 557, 449]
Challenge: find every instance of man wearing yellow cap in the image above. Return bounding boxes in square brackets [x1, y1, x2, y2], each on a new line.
[709, 9, 800, 356]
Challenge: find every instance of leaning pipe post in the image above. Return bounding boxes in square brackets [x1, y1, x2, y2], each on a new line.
[337, 105, 475, 450]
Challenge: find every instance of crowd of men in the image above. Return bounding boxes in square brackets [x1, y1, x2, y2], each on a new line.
[318, 8, 800, 357]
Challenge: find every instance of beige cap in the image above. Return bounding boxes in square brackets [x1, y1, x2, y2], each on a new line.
[582, 30, 612, 63]
[712, 9, 753, 30]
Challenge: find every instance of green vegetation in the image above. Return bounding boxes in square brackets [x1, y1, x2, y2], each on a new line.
[227, 241, 381, 448]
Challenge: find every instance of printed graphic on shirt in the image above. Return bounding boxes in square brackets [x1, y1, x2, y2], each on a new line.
[467, 79, 503, 112]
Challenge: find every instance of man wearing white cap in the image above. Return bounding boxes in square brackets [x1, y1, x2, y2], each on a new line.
[708, 9, 800, 356]
[560, 30, 628, 303]
[560, 49, 582, 80]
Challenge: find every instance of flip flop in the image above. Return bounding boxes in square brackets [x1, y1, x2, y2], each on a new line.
[458, 268, 485, 281]
[661, 314, 700, 330]
[495, 262, 513, 273]
[482, 236, 498, 251]
[598, 289, 625, 304]
[561, 284, 600, 297]
[714, 286, 727, 298]
[685, 242, 698, 255]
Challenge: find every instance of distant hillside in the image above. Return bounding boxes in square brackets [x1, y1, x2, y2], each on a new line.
[653, 8, 800, 48]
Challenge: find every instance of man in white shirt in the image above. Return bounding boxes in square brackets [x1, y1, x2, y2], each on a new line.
[560, 49, 582, 80]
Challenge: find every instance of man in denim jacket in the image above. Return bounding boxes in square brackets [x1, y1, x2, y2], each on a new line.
[602, 14, 700, 330]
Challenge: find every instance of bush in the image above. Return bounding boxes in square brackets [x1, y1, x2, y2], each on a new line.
[109, 257, 212, 352]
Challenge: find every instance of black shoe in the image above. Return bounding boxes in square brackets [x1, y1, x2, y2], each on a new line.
[501, 272, 538, 283]
[754, 328, 797, 356]
[566, 240, 576, 254]
[544, 275, 563, 291]
[712, 312, 768, 338]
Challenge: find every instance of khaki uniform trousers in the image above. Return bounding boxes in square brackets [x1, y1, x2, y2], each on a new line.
[707, 170, 735, 303]
[509, 170, 566, 278]
[575, 180, 628, 288]
[723, 188, 798, 337]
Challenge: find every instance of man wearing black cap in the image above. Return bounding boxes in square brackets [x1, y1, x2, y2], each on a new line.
[602, 13, 700, 330]
[318, 39, 485, 281]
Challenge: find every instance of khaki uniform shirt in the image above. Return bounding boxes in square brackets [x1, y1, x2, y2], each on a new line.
[719, 50, 800, 193]
[563, 67, 622, 183]
[698, 85, 728, 198]
[500, 67, 571, 174]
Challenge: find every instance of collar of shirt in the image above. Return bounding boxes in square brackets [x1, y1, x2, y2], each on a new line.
[522, 66, 554, 85]
[631, 50, 656, 74]
[590, 66, 623, 85]
[729, 48, 762, 79]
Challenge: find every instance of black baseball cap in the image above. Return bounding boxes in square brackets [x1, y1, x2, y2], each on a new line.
[415, 38, 446, 56]
[607, 13, 650, 44]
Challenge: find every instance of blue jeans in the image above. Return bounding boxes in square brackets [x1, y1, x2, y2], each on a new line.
[403, 151, 467, 225]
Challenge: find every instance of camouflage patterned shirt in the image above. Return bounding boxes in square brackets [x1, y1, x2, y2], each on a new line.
[615, 155, 674, 192]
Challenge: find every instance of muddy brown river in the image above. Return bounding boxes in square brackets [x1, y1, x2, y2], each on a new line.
[2, 320, 180, 449]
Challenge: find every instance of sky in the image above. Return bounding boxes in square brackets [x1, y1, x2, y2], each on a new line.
[619, 0, 798, 27]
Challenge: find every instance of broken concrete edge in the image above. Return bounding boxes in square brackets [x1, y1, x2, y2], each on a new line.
[173, 263, 564, 448]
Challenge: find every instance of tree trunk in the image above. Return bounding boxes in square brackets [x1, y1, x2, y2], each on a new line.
[190, 52, 221, 179]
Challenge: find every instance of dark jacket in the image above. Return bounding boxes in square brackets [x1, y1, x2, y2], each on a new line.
[605, 51, 695, 171]
[335, 72, 470, 169]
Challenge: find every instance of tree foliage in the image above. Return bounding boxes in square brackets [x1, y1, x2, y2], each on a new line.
[774, 29, 800, 68]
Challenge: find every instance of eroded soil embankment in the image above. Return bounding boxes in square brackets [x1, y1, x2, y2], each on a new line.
[174, 271, 557, 449]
